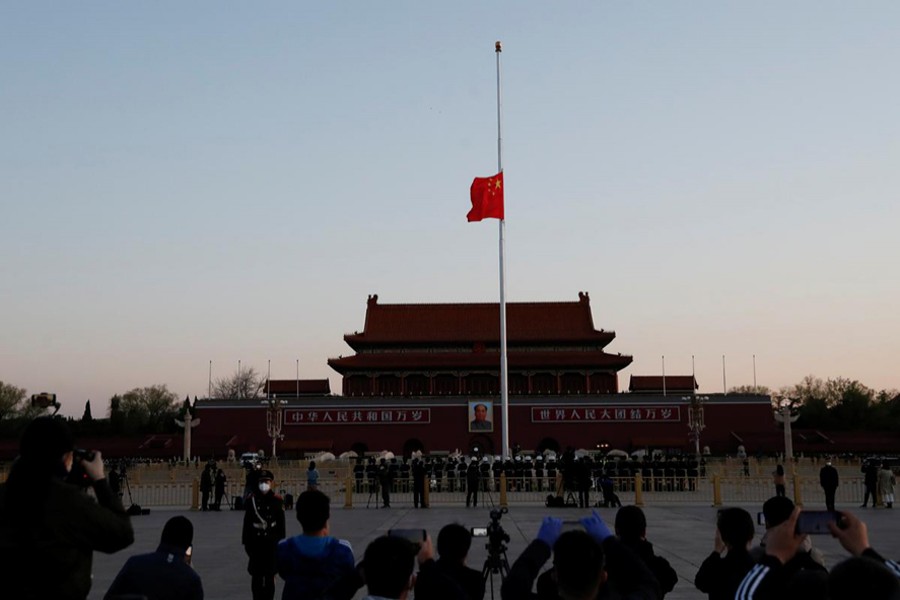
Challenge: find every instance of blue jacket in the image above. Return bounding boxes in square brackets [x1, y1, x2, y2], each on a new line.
[277, 535, 357, 600]
[104, 543, 203, 600]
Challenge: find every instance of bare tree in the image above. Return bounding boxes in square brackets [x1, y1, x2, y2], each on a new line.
[212, 366, 266, 399]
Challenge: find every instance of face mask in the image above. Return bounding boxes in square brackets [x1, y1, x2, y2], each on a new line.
[259, 482, 271, 493]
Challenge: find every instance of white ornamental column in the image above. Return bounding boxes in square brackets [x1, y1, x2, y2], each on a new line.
[175, 406, 201, 462]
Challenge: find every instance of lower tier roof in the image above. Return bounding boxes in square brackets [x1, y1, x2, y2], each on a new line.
[328, 350, 633, 374]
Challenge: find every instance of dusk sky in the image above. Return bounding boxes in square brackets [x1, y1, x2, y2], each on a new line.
[3, 2, 899, 418]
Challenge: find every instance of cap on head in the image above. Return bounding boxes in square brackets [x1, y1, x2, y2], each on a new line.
[258, 469, 274, 481]
[762, 495, 795, 527]
[161, 516, 194, 550]
[20, 417, 75, 469]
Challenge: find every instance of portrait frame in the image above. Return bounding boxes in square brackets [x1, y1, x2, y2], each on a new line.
[468, 400, 494, 433]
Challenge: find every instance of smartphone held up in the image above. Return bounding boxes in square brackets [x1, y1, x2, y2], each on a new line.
[795, 510, 843, 535]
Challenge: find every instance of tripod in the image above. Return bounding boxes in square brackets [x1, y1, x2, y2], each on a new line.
[120, 471, 142, 515]
[482, 477, 496, 508]
[365, 480, 379, 509]
[481, 540, 510, 600]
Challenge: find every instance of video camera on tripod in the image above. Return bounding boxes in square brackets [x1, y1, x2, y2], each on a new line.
[471, 507, 511, 599]
[472, 507, 510, 554]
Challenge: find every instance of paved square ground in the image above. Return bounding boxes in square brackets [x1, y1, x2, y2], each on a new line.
[88, 500, 900, 600]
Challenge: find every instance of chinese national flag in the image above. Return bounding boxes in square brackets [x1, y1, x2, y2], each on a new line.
[467, 171, 504, 222]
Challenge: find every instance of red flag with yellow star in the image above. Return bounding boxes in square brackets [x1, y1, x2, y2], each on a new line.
[467, 171, 504, 222]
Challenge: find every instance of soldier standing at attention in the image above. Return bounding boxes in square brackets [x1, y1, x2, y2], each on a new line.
[466, 458, 480, 507]
[377, 458, 393, 508]
[819, 458, 840, 511]
[242, 469, 286, 600]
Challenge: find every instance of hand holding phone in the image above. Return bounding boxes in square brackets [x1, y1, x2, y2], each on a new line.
[828, 511, 869, 556]
[764, 507, 806, 565]
[387, 528, 427, 550]
[795, 510, 842, 535]
[561, 520, 584, 533]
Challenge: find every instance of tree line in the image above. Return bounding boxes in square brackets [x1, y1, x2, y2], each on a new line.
[730, 375, 900, 432]
[0, 367, 266, 437]
[1, 371, 898, 437]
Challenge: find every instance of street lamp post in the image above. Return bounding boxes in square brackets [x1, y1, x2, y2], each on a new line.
[685, 395, 708, 458]
[266, 395, 284, 461]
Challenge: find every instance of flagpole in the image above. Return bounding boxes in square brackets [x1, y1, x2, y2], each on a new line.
[495, 40, 510, 461]
[753, 354, 757, 391]
[722, 355, 727, 394]
[662, 355, 666, 396]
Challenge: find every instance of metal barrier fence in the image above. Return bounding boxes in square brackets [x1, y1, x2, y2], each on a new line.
[118, 474, 870, 510]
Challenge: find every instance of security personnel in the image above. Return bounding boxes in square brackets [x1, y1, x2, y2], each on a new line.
[492, 456, 503, 491]
[377, 458, 393, 508]
[412, 458, 427, 508]
[241, 469, 285, 600]
[466, 459, 480, 507]
[365, 457, 378, 494]
[479, 456, 492, 491]
[432, 457, 443, 493]
[523, 456, 534, 492]
[535, 455, 545, 492]
[399, 458, 411, 493]
[456, 458, 467, 494]
[353, 459, 365, 493]
[446, 457, 457, 492]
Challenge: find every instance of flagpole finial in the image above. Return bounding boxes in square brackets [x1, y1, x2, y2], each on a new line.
[495, 41, 502, 53]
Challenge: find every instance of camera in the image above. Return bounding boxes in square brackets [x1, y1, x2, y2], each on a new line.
[67, 451, 95, 488]
[483, 507, 510, 554]
[73, 448, 95, 462]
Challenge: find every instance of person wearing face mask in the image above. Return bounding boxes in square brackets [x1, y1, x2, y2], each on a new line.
[242, 469, 286, 600]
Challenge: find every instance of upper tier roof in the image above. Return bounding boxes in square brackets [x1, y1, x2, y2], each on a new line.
[343, 292, 617, 349]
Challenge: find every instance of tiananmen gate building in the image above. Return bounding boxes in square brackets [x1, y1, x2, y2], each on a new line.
[193, 293, 778, 458]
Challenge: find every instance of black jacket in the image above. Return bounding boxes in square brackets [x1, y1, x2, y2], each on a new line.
[819, 465, 839, 489]
[415, 558, 485, 600]
[694, 549, 755, 600]
[501, 537, 660, 600]
[0, 477, 134, 600]
[104, 542, 203, 600]
[622, 539, 677, 597]
[735, 549, 900, 600]
[242, 490, 286, 575]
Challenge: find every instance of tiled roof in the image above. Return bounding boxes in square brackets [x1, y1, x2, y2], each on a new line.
[628, 376, 698, 393]
[328, 350, 632, 374]
[343, 292, 616, 347]
[265, 379, 331, 395]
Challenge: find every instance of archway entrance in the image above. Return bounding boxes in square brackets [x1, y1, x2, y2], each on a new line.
[402, 438, 425, 458]
[468, 434, 494, 457]
[536, 437, 561, 456]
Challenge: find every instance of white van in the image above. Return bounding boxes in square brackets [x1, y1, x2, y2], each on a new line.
[240, 452, 260, 468]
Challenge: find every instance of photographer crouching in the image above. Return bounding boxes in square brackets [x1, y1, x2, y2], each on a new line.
[0, 416, 134, 600]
